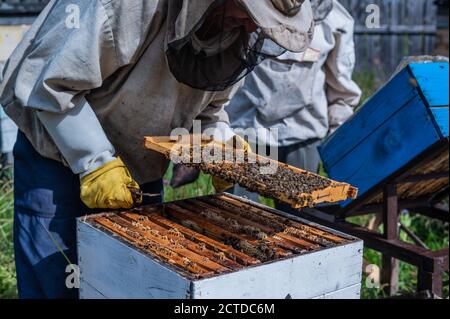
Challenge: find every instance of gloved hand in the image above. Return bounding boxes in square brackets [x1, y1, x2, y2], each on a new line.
[170, 164, 201, 189]
[212, 135, 251, 193]
[80, 157, 142, 209]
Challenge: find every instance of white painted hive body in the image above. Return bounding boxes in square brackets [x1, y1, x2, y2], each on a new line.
[77, 194, 363, 299]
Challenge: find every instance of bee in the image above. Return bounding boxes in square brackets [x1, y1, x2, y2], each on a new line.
[215, 252, 226, 261]
[168, 228, 185, 238]
[138, 215, 148, 222]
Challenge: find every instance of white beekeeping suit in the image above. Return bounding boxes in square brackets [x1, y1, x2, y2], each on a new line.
[228, 0, 362, 147]
[0, 0, 314, 185]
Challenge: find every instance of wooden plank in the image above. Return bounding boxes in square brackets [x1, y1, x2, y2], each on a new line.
[185, 199, 276, 234]
[166, 203, 293, 260]
[369, 142, 448, 200]
[340, 140, 449, 216]
[382, 254, 400, 296]
[188, 199, 318, 251]
[278, 230, 324, 249]
[270, 234, 316, 252]
[353, 26, 437, 35]
[423, 248, 449, 274]
[410, 63, 449, 107]
[340, 0, 437, 77]
[189, 197, 336, 250]
[418, 270, 443, 297]
[214, 195, 347, 245]
[165, 203, 257, 243]
[339, 0, 438, 80]
[399, 172, 449, 183]
[124, 212, 244, 270]
[382, 184, 400, 296]
[220, 195, 347, 245]
[163, 203, 295, 260]
[107, 214, 231, 274]
[144, 135, 218, 159]
[143, 212, 260, 266]
[302, 210, 446, 271]
[390, 0, 400, 73]
[383, 184, 399, 240]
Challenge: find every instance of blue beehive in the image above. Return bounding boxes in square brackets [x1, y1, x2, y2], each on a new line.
[319, 62, 449, 206]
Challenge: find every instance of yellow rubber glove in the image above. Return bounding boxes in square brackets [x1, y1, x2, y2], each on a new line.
[212, 135, 251, 193]
[80, 157, 142, 209]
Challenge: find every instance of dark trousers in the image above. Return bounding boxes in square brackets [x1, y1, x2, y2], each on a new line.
[13, 131, 163, 299]
[231, 139, 321, 215]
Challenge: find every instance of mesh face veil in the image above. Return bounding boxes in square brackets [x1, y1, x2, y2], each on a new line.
[166, 0, 296, 91]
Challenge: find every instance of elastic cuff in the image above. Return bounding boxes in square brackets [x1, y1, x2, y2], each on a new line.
[79, 152, 117, 178]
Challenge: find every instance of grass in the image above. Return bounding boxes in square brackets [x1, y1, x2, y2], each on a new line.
[163, 165, 215, 202]
[353, 70, 383, 109]
[0, 165, 17, 299]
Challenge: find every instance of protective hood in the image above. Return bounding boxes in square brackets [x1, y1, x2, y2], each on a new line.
[165, 0, 314, 91]
[236, 0, 314, 52]
[310, 0, 333, 23]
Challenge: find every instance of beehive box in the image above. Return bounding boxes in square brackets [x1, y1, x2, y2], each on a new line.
[319, 62, 449, 206]
[77, 194, 363, 299]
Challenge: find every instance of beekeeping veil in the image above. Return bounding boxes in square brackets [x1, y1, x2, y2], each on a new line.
[166, 0, 314, 91]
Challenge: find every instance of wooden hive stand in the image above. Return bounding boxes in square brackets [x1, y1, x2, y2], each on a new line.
[317, 62, 449, 298]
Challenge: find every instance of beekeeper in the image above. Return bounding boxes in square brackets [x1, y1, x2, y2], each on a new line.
[227, 0, 362, 212]
[0, 0, 314, 298]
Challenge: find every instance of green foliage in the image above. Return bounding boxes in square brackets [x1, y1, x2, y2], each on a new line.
[353, 70, 382, 109]
[351, 212, 449, 299]
[163, 164, 215, 202]
[0, 166, 17, 299]
[258, 197, 275, 208]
